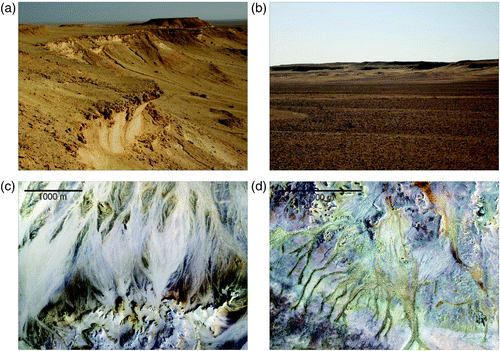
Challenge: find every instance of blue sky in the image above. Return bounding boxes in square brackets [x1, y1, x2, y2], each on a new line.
[270, 2, 499, 65]
[19, 2, 247, 24]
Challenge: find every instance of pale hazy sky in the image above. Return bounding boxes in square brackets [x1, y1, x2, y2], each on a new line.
[19, 2, 247, 24]
[270, 2, 499, 65]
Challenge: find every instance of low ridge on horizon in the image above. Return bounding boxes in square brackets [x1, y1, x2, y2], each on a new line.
[139, 17, 215, 28]
[271, 59, 499, 71]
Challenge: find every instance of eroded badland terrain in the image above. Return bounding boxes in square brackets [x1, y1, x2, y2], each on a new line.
[19, 18, 247, 170]
[271, 61, 498, 170]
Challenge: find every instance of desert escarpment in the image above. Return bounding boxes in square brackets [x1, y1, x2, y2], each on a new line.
[19, 19, 247, 170]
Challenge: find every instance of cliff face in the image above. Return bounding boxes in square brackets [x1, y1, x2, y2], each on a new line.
[19, 22, 247, 170]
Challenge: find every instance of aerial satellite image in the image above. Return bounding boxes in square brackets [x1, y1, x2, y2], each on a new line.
[270, 181, 498, 349]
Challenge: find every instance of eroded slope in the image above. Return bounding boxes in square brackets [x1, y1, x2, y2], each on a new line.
[19, 20, 247, 170]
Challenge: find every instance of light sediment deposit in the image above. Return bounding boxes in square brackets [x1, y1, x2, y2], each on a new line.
[19, 181, 248, 349]
[19, 18, 247, 170]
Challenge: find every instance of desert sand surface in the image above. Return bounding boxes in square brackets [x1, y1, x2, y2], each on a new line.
[19, 18, 247, 170]
[270, 60, 498, 170]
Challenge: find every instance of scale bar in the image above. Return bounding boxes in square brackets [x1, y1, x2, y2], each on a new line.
[24, 189, 82, 192]
[287, 189, 362, 193]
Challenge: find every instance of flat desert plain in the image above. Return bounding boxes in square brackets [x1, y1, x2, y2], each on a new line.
[270, 61, 498, 170]
[19, 18, 247, 170]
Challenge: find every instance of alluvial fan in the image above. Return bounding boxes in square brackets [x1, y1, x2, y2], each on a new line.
[270, 181, 499, 350]
[19, 182, 247, 350]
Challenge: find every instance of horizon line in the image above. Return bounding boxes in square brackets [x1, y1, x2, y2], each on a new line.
[19, 18, 247, 26]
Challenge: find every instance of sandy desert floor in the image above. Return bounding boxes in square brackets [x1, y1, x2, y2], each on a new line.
[19, 18, 247, 170]
[270, 60, 498, 170]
